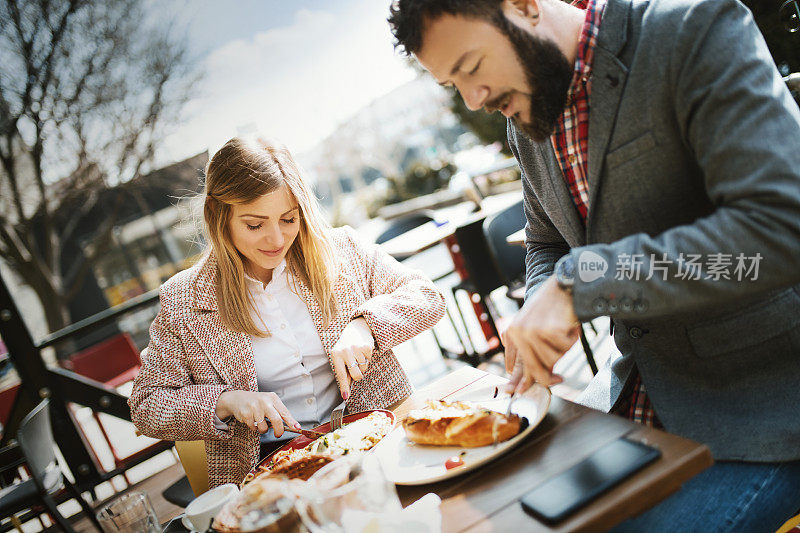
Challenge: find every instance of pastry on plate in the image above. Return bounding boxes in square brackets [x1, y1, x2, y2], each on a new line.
[402, 400, 522, 447]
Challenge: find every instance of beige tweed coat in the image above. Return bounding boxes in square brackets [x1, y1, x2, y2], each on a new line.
[129, 226, 445, 487]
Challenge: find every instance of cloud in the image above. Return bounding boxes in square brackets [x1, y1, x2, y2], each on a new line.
[204, 9, 337, 88]
[159, 2, 417, 165]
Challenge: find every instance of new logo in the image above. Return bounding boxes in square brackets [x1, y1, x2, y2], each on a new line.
[577, 251, 608, 282]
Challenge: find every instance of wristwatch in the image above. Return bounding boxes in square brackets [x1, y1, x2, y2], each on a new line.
[554, 254, 576, 294]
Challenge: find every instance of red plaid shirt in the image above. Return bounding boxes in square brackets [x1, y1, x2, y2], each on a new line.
[550, 0, 603, 220]
[551, 0, 662, 429]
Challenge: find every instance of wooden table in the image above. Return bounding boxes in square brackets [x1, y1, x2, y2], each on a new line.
[506, 228, 526, 247]
[389, 367, 712, 532]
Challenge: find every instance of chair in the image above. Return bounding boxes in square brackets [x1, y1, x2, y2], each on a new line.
[451, 218, 507, 365]
[482, 200, 527, 306]
[60, 333, 168, 481]
[0, 384, 20, 430]
[375, 212, 435, 245]
[62, 333, 141, 388]
[162, 440, 208, 508]
[376, 212, 472, 359]
[777, 512, 800, 533]
[0, 400, 103, 532]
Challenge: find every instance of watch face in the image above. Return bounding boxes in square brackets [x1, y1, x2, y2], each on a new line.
[556, 256, 575, 292]
[557, 256, 575, 281]
[562, 257, 575, 279]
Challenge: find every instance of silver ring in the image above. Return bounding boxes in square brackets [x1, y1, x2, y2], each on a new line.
[358, 362, 368, 367]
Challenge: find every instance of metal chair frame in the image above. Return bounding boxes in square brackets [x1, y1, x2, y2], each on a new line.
[0, 400, 103, 532]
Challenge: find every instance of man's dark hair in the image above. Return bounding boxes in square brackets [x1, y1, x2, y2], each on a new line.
[388, 0, 505, 56]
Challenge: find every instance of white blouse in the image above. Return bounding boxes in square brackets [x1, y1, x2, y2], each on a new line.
[216, 260, 341, 442]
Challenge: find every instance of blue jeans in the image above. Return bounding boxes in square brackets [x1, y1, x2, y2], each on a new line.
[612, 459, 800, 532]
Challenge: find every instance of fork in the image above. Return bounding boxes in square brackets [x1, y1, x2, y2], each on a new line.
[505, 389, 519, 418]
[490, 389, 520, 447]
[331, 376, 354, 430]
[330, 398, 348, 430]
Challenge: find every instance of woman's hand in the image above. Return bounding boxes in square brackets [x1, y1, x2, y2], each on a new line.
[215, 390, 300, 437]
[331, 317, 375, 400]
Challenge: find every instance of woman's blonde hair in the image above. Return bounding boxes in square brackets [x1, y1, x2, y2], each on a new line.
[203, 137, 339, 336]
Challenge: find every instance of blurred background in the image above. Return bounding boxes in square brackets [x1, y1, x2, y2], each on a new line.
[0, 1, 798, 528]
[2, 0, 798, 355]
[0, 0, 520, 354]
[0, 4, 525, 518]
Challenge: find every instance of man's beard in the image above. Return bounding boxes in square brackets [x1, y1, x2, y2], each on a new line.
[490, 15, 574, 142]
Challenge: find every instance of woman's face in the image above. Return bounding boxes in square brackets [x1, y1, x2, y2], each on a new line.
[227, 184, 301, 284]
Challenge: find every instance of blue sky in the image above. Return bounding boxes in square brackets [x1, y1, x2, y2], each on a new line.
[155, 0, 418, 164]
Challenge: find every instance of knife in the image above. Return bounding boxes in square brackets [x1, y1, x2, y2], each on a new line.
[263, 418, 326, 439]
[287, 427, 327, 439]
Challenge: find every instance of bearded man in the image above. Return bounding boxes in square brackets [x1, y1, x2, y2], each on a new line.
[390, 0, 800, 529]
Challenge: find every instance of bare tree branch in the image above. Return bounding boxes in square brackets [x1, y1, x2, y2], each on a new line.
[63, 233, 111, 301]
[0, 0, 199, 332]
[0, 140, 28, 224]
[0, 222, 30, 267]
[63, 193, 122, 300]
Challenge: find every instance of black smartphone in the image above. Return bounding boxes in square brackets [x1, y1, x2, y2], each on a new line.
[520, 437, 661, 524]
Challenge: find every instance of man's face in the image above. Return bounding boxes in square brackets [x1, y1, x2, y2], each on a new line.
[415, 8, 573, 142]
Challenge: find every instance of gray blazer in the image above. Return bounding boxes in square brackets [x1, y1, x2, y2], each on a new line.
[509, 0, 800, 462]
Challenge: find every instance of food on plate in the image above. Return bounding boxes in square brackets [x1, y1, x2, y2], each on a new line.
[444, 454, 465, 470]
[402, 400, 522, 447]
[245, 411, 394, 484]
[268, 453, 335, 481]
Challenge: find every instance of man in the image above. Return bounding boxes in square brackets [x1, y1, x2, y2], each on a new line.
[389, 0, 800, 529]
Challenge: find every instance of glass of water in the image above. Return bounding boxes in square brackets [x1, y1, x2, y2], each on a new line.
[97, 491, 162, 533]
[237, 477, 303, 533]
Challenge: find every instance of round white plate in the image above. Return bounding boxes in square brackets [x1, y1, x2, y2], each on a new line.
[373, 382, 551, 485]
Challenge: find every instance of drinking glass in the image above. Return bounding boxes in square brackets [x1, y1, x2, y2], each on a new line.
[97, 491, 162, 533]
[294, 454, 401, 533]
[237, 477, 303, 533]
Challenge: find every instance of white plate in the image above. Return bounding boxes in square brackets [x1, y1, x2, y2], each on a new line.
[373, 381, 551, 485]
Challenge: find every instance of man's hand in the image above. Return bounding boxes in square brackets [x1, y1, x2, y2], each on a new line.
[502, 275, 580, 393]
[331, 317, 375, 400]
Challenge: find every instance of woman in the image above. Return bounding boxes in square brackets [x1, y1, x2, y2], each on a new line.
[129, 137, 445, 487]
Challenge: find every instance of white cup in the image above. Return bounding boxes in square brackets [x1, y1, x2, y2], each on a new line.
[184, 483, 239, 531]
